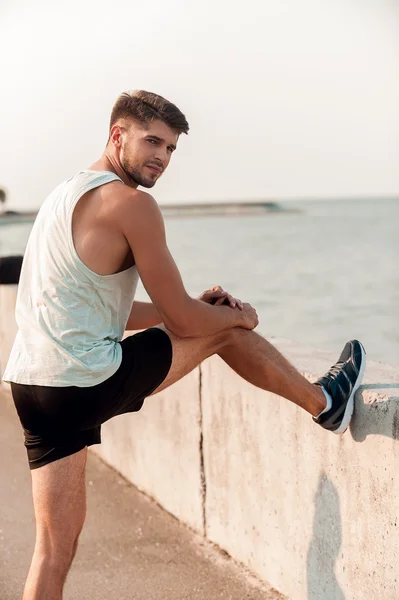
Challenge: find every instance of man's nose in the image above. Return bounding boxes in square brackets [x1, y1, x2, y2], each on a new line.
[154, 147, 168, 164]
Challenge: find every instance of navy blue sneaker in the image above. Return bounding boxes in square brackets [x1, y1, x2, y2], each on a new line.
[313, 340, 366, 434]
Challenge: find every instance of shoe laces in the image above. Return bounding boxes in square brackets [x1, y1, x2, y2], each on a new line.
[323, 360, 345, 381]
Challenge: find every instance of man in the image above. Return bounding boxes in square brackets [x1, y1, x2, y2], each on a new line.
[3, 90, 365, 599]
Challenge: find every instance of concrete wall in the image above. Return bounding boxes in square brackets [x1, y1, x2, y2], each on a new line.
[93, 370, 204, 533]
[1, 285, 398, 600]
[201, 352, 399, 600]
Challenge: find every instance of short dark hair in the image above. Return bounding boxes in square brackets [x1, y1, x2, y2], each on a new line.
[109, 90, 189, 135]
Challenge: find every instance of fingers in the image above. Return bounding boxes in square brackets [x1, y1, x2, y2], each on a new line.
[208, 290, 228, 304]
[241, 302, 259, 329]
[213, 295, 230, 306]
[213, 294, 243, 310]
[206, 286, 244, 311]
[225, 294, 243, 310]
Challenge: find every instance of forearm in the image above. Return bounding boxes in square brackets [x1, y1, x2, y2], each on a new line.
[175, 297, 242, 338]
[126, 301, 162, 330]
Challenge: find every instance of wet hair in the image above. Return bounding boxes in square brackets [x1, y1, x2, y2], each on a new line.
[109, 90, 189, 135]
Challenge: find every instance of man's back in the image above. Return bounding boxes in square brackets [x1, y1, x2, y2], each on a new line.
[71, 174, 136, 276]
[3, 170, 139, 387]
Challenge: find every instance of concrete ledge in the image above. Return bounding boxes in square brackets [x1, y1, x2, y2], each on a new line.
[201, 347, 399, 600]
[1, 285, 398, 599]
[92, 369, 204, 533]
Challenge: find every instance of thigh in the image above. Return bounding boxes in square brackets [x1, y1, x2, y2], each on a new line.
[31, 448, 87, 547]
[149, 324, 230, 396]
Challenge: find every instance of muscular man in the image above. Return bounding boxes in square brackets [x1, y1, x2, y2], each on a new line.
[3, 90, 365, 599]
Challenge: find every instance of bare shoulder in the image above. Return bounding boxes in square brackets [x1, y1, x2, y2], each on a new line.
[106, 183, 163, 232]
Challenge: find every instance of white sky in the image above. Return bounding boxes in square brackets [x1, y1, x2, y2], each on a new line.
[0, 0, 398, 208]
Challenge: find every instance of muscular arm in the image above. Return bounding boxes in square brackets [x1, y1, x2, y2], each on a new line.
[126, 301, 162, 330]
[118, 191, 244, 338]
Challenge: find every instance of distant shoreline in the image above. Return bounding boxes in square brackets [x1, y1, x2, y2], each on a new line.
[0, 201, 300, 224]
[160, 201, 301, 217]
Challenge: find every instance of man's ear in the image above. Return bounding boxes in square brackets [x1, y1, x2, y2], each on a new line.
[109, 124, 124, 148]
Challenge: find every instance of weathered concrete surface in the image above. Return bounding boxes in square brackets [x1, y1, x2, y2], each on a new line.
[201, 345, 399, 600]
[0, 387, 284, 600]
[93, 368, 204, 533]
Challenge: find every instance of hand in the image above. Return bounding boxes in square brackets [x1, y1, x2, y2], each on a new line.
[198, 285, 243, 310]
[238, 302, 259, 330]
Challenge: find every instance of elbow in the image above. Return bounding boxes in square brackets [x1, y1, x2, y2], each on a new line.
[160, 298, 199, 338]
[162, 309, 196, 338]
[163, 317, 192, 338]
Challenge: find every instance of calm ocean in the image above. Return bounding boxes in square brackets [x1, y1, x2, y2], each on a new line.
[1, 198, 398, 366]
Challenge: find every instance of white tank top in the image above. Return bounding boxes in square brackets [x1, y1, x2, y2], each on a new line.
[3, 170, 139, 387]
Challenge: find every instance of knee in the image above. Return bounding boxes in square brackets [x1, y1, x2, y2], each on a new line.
[221, 327, 245, 346]
[216, 327, 250, 357]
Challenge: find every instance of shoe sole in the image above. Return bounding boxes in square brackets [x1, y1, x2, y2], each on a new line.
[333, 341, 366, 434]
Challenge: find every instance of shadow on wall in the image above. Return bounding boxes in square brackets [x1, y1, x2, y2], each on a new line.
[307, 472, 345, 600]
[350, 385, 399, 442]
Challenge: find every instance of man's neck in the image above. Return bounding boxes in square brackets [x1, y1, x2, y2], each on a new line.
[88, 155, 138, 189]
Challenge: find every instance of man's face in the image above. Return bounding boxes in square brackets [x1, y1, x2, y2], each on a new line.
[117, 119, 178, 188]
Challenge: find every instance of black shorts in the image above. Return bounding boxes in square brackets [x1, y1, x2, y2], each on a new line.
[11, 328, 172, 470]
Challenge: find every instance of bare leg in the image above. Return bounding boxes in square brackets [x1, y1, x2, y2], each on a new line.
[218, 328, 325, 414]
[23, 448, 87, 600]
[151, 326, 326, 417]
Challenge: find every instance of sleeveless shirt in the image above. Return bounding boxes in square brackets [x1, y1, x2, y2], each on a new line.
[3, 170, 139, 386]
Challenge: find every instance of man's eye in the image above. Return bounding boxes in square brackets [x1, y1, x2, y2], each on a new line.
[148, 139, 157, 145]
